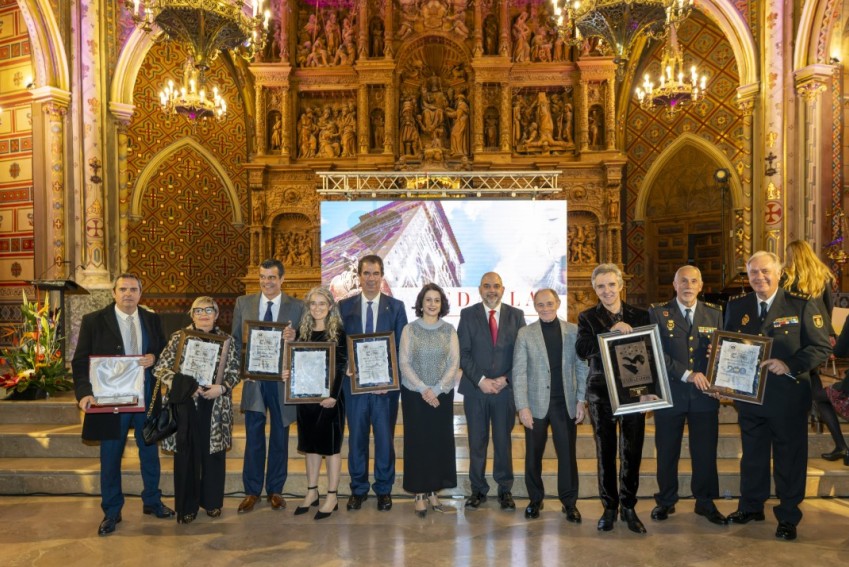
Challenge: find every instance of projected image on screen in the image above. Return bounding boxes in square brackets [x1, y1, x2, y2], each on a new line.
[321, 200, 568, 322]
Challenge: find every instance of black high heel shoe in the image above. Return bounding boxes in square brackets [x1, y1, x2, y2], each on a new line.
[426, 491, 445, 513]
[821, 448, 849, 465]
[314, 491, 338, 520]
[414, 494, 428, 518]
[294, 486, 320, 516]
[176, 512, 197, 524]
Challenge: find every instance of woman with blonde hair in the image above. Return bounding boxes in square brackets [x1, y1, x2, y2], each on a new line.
[783, 240, 847, 463]
[284, 286, 348, 519]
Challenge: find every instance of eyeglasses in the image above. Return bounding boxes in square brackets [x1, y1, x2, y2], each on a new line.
[192, 307, 216, 315]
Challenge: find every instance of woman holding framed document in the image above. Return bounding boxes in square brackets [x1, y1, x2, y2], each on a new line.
[283, 286, 347, 520]
[153, 296, 240, 524]
[399, 283, 461, 518]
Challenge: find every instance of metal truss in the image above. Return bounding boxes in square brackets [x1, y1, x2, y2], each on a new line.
[316, 171, 561, 198]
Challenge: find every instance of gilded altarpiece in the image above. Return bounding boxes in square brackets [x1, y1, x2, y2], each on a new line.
[245, 0, 627, 311]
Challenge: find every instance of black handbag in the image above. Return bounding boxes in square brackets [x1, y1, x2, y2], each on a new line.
[142, 375, 177, 446]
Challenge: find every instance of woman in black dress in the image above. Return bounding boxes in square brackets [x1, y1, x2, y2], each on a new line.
[576, 263, 650, 534]
[284, 286, 347, 520]
[399, 283, 461, 517]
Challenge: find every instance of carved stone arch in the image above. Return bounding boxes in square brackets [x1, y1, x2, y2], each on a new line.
[794, 0, 841, 68]
[395, 34, 472, 88]
[130, 138, 243, 226]
[17, 0, 69, 90]
[635, 133, 741, 221]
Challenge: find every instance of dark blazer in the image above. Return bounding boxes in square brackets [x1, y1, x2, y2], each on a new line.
[724, 288, 831, 417]
[576, 302, 650, 378]
[232, 292, 304, 425]
[71, 303, 166, 441]
[338, 292, 408, 350]
[649, 299, 722, 414]
[457, 302, 526, 396]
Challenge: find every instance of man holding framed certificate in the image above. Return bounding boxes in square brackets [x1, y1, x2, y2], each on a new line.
[724, 251, 831, 541]
[232, 259, 304, 514]
[72, 273, 172, 536]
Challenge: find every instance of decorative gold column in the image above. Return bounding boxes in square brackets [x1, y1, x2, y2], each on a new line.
[473, 82, 483, 153]
[736, 84, 757, 268]
[579, 80, 589, 152]
[30, 88, 71, 280]
[358, 0, 368, 58]
[500, 83, 511, 152]
[384, 0, 394, 59]
[499, 0, 510, 57]
[384, 80, 396, 154]
[256, 83, 267, 156]
[358, 84, 369, 154]
[473, 0, 483, 57]
[605, 80, 615, 150]
[279, 0, 290, 63]
[280, 85, 291, 158]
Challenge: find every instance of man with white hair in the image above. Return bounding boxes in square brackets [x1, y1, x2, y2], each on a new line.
[723, 251, 830, 541]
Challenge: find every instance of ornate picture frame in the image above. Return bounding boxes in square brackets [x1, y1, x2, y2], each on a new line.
[706, 330, 772, 405]
[172, 329, 231, 387]
[283, 341, 336, 404]
[347, 331, 400, 394]
[242, 320, 290, 381]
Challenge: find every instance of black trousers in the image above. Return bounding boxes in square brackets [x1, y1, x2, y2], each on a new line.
[654, 408, 719, 508]
[738, 409, 808, 525]
[524, 396, 578, 505]
[463, 386, 515, 497]
[811, 369, 849, 451]
[587, 376, 645, 510]
[174, 396, 226, 516]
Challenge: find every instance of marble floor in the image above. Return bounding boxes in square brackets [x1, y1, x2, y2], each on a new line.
[3, 495, 848, 567]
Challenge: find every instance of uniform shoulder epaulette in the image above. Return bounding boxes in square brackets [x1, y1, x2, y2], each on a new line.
[786, 290, 811, 300]
[702, 301, 722, 310]
[649, 302, 667, 309]
[728, 292, 747, 301]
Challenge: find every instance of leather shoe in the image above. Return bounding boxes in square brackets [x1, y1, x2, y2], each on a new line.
[597, 508, 616, 531]
[524, 501, 543, 519]
[620, 507, 647, 534]
[821, 448, 849, 465]
[562, 505, 582, 523]
[377, 494, 392, 511]
[465, 493, 487, 509]
[237, 495, 260, 514]
[267, 493, 287, 510]
[97, 515, 121, 536]
[650, 504, 675, 521]
[726, 510, 765, 524]
[346, 494, 368, 510]
[499, 492, 516, 510]
[142, 503, 175, 519]
[695, 506, 728, 525]
[775, 521, 797, 541]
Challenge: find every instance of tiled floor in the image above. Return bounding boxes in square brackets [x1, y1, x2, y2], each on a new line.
[2, 495, 847, 566]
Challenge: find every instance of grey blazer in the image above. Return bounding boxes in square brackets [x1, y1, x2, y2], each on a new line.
[232, 292, 305, 426]
[512, 318, 589, 420]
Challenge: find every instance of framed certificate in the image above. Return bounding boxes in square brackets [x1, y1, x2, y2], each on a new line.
[598, 324, 673, 416]
[172, 330, 231, 387]
[242, 320, 290, 380]
[347, 331, 400, 394]
[706, 330, 772, 404]
[283, 341, 336, 404]
[86, 355, 146, 414]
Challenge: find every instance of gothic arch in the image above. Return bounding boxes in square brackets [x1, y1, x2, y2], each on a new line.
[130, 137, 243, 226]
[17, 0, 69, 90]
[694, 0, 758, 87]
[110, 27, 162, 115]
[794, 0, 841, 68]
[634, 133, 741, 221]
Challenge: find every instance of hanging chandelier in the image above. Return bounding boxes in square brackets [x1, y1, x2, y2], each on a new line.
[635, 15, 707, 118]
[549, 0, 694, 80]
[159, 56, 227, 121]
[125, 0, 270, 68]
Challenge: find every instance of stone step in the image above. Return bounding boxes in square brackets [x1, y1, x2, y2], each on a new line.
[1, 454, 847, 499]
[2, 420, 846, 461]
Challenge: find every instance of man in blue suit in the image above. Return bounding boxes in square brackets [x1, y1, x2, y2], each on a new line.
[232, 258, 304, 514]
[73, 273, 173, 536]
[339, 255, 408, 511]
[457, 272, 525, 511]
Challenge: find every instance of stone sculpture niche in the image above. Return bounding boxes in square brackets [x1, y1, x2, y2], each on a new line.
[512, 88, 574, 155]
[296, 99, 358, 159]
[297, 8, 358, 67]
[267, 110, 283, 151]
[273, 214, 314, 268]
[588, 104, 604, 149]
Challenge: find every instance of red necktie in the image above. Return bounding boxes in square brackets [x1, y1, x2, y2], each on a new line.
[489, 309, 498, 346]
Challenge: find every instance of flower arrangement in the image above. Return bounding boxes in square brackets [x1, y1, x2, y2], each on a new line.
[0, 291, 72, 396]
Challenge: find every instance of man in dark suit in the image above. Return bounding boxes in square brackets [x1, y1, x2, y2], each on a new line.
[72, 273, 172, 536]
[339, 254, 408, 512]
[724, 251, 830, 541]
[232, 258, 304, 513]
[457, 272, 525, 511]
[648, 265, 726, 525]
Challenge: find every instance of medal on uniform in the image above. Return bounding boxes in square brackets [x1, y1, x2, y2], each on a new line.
[742, 314, 749, 325]
[667, 320, 675, 331]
